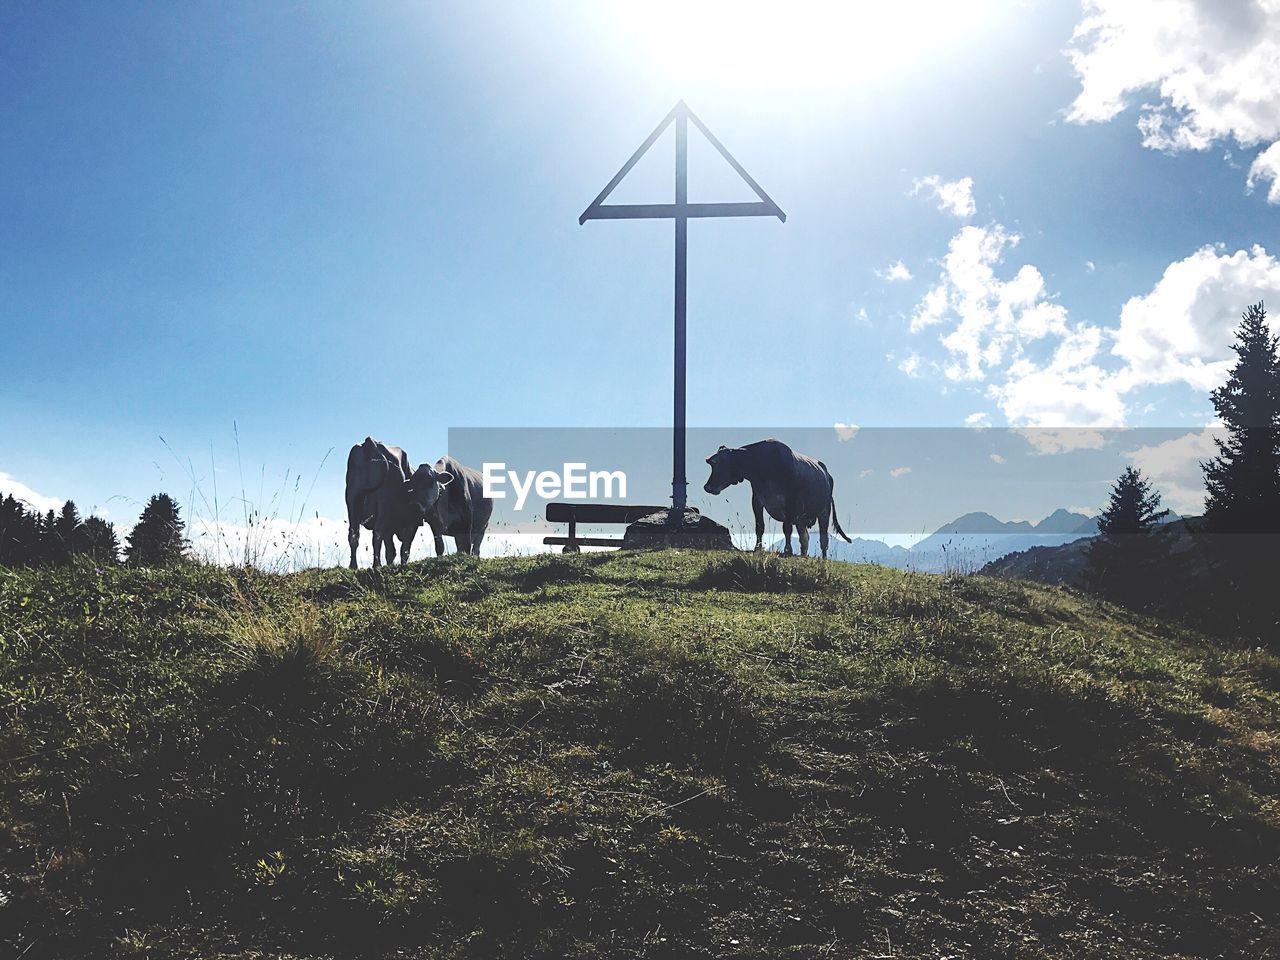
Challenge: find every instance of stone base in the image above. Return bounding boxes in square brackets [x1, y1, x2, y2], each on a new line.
[621, 508, 734, 551]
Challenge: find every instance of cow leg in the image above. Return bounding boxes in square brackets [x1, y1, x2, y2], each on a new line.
[470, 522, 485, 556]
[752, 494, 765, 551]
[782, 521, 794, 556]
[371, 529, 383, 568]
[348, 523, 360, 569]
[818, 512, 830, 560]
[400, 526, 417, 565]
[798, 524, 810, 558]
[384, 534, 397, 566]
[455, 532, 472, 556]
[427, 514, 446, 556]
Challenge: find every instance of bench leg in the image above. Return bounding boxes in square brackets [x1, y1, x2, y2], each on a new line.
[564, 519, 580, 554]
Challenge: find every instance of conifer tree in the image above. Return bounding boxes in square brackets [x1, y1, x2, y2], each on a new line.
[1087, 466, 1169, 606]
[125, 494, 189, 567]
[52, 500, 82, 564]
[38, 510, 57, 565]
[79, 516, 121, 565]
[0, 495, 38, 566]
[1202, 301, 1280, 534]
[1096, 467, 1169, 535]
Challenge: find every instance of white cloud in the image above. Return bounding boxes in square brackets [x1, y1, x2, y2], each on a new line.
[1015, 428, 1109, 455]
[833, 422, 860, 442]
[0, 471, 62, 514]
[910, 223, 1070, 381]
[965, 412, 991, 429]
[853, 305, 871, 325]
[1126, 428, 1222, 514]
[1085, 260, 1097, 272]
[858, 468, 874, 479]
[905, 193, 1280, 440]
[911, 175, 976, 217]
[1248, 141, 1280, 204]
[898, 352, 922, 377]
[990, 324, 1127, 429]
[1066, 0, 1280, 198]
[989, 244, 1280, 433]
[1112, 244, 1280, 392]
[907, 218, 1129, 437]
[877, 259, 913, 282]
[906, 215, 1123, 435]
[989, 453, 1006, 464]
[889, 466, 912, 478]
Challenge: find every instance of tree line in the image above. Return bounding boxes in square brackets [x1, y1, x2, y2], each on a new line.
[0, 493, 189, 568]
[1086, 301, 1279, 631]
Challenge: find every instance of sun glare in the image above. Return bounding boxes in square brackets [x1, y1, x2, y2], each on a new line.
[585, 0, 1000, 104]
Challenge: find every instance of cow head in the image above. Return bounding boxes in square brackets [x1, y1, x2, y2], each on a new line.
[703, 445, 743, 495]
[403, 464, 452, 522]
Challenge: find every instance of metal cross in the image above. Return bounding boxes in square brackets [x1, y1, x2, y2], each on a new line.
[580, 101, 785, 519]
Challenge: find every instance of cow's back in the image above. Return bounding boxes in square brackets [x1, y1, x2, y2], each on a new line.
[346, 437, 411, 520]
[741, 439, 832, 524]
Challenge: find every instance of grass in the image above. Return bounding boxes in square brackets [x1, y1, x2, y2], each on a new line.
[1, 551, 1278, 958]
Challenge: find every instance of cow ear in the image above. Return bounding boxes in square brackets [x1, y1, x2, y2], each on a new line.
[437, 472, 454, 487]
[718, 445, 727, 451]
[403, 478, 414, 491]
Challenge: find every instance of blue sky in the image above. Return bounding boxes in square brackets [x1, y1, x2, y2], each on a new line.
[3, 1, 1279, 554]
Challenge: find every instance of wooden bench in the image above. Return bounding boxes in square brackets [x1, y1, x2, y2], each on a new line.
[543, 502, 668, 552]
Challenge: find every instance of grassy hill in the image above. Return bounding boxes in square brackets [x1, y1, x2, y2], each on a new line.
[2, 552, 1278, 959]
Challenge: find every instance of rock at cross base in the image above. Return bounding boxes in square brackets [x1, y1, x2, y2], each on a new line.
[621, 508, 733, 551]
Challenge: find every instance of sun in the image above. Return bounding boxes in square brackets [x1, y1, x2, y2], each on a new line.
[579, 0, 1003, 106]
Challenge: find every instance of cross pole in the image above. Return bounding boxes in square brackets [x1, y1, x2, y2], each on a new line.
[580, 101, 785, 521]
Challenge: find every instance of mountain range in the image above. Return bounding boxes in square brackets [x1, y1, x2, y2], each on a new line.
[775, 509, 1102, 573]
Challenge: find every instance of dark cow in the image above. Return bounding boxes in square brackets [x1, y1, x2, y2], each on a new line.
[345, 437, 451, 568]
[703, 438, 853, 558]
[426, 456, 493, 556]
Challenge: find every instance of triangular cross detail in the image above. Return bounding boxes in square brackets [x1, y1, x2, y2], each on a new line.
[579, 102, 785, 519]
[579, 101, 786, 224]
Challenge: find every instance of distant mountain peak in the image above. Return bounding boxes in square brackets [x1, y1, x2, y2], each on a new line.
[932, 511, 1031, 535]
[1034, 508, 1096, 534]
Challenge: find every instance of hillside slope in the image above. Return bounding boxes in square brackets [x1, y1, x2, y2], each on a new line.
[981, 519, 1206, 591]
[2, 553, 1279, 959]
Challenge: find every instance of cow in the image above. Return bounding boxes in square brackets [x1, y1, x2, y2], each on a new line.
[345, 437, 451, 568]
[426, 456, 493, 556]
[703, 438, 853, 559]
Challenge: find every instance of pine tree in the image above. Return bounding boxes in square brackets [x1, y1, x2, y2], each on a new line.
[78, 516, 121, 565]
[37, 509, 58, 566]
[125, 494, 189, 567]
[1202, 301, 1280, 535]
[1096, 467, 1169, 535]
[51, 500, 82, 564]
[0, 495, 37, 566]
[1087, 466, 1169, 606]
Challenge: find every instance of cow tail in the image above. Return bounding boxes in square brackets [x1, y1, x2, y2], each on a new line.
[828, 474, 853, 543]
[830, 499, 853, 543]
